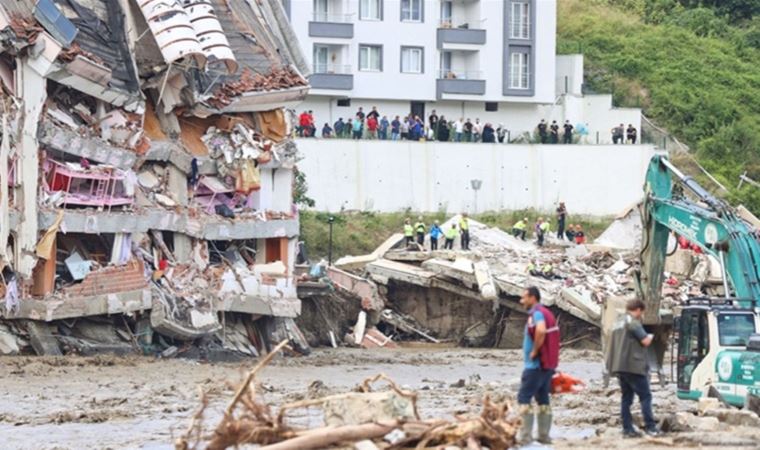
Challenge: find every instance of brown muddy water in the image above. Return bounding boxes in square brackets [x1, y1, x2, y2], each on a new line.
[0, 347, 757, 449]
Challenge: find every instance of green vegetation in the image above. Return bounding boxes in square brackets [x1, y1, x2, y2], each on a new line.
[300, 210, 612, 260]
[558, 0, 760, 210]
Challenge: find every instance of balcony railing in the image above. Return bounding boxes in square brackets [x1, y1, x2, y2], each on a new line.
[437, 69, 483, 80]
[438, 19, 486, 29]
[312, 12, 354, 23]
[312, 63, 352, 75]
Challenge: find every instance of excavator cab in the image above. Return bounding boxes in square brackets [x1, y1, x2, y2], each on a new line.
[675, 299, 758, 404]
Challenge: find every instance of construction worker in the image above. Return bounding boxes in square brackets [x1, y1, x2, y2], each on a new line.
[414, 216, 426, 246]
[518, 286, 560, 445]
[512, 217, 528, 240]
[605, 299, 661, 438]
[429, 220, 443, 251]
[527, 261, 540, 276]
[459, 213, 470, 250]
[556, 202, 567, 240]
[444, 224, 457, 249]
[536, 218, 549, 247]
[403, 218, 414, 247]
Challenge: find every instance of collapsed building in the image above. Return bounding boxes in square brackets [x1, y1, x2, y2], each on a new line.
[0, 0, 312, 356]
[296, 212, 729, 350]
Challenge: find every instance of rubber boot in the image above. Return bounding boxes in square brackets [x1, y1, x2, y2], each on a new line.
[537, 404, 553, 444]
[518, 404, 534, 444]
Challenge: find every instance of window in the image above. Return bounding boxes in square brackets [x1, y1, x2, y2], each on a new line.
[485, 102, 498, 112]
[400, 47, 423, 73]
[510, 2, 530, 39]
[440, 1, 452, 25]
[718, 313, 756, 346]
[313, 45, 328, 73]
[313, 0, 328, 21]
[401, 0, 422, 22]
[359, 45, 382, 71]
[509, 51, 530, 89]
[360, 0, 381, 20]
[337, 98, 351, 107]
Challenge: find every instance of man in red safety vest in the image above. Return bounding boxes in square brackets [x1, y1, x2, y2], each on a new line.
[517, 286, 560, 445]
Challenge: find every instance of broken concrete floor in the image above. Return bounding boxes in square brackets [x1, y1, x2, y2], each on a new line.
[1, 348, 757, 449]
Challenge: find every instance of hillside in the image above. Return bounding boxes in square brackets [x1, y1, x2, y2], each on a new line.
[557, 0, 760, 210]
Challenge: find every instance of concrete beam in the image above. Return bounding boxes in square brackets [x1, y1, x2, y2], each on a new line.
[37, 209, 299, 240]
[1, 289, 152, 322]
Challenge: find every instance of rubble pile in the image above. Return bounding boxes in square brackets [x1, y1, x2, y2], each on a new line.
[176, 341, 520, 450]
[319, 212, 725, 348]
[0, 0, 311, 357]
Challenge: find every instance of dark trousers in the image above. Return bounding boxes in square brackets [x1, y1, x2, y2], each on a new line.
[557, 219, 565, 239]
[405, 236, 413, 247]
[430, 238, 438, 250]
[416, 232, 425, 245]
[627, 135, 637, 144]
[513, 229, 526, 240]
[537, 231, 545, 246]
[563, 133, 572, 144]
[550, 133, 558, 144]
[518, 368, 554, 405]
[613, 135, 623, 144]
[353, 130, 362, 139]
[460, 230, 470, 250]
[539, 133, 547, 144]
[618, 372, 656, 432]
[444, 238, 454, 250]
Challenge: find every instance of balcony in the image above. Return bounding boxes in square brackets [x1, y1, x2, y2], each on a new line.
[436, 70, 485, 97]
[308, 13, 354, 39]
[437, 24, 486, 48]
[309, 64, 353, 90]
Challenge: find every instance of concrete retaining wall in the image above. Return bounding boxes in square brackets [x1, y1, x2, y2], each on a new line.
[297, 139, 658, 216]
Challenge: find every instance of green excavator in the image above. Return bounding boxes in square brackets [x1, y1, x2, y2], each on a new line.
[634, 154, 759, 407]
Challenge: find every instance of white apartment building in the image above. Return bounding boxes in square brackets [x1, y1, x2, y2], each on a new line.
[285, 0, 558, 128]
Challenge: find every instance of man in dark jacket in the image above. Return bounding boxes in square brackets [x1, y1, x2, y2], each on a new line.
[605, 299, 661, 438]
[481, 123, 495, 143]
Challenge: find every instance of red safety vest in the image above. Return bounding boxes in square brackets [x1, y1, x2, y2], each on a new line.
[527, 304, 560, 370]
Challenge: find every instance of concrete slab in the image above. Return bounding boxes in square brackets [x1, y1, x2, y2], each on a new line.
[334, 233, 404, 271]
[421, 258, 477, 288]
[365, 259, 436, 287]
[26, 321, 62, 355]
[37, 210, 299, 240]
[2, 289, 152, 322]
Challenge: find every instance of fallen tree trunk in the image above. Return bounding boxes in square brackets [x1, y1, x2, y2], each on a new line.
[259, 421, 400, 450]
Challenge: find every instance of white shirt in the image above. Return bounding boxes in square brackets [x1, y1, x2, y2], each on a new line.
[454, 121, 464, 133]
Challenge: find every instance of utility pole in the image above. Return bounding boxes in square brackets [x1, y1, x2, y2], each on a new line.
[328, 215, 335, 266]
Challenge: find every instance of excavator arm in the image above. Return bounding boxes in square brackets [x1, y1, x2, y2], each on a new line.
[636, 155, 760, 324]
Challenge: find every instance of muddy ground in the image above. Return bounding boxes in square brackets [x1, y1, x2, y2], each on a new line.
[0, 347, 758, 450]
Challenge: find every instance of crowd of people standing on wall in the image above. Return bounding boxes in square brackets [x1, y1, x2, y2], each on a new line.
[299, 107, 640, 145]
[299, 107, 510, 143]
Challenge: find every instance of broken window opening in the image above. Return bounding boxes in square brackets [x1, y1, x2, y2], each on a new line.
[208, 239, 257, 267]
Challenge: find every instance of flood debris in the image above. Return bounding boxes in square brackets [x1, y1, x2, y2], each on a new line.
[0, 0, 310, 357]
[175, 341, 520, 450]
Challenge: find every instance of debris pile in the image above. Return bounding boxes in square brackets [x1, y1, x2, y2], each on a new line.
[308, 212, 725, 349]
[176, 341, 520, 450]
